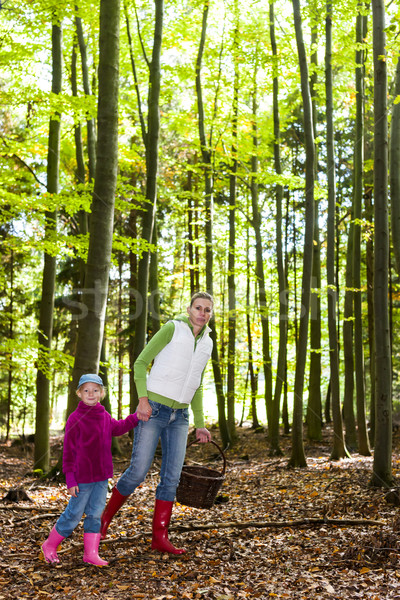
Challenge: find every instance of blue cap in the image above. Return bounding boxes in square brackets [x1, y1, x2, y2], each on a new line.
[77, 374, 104, 389]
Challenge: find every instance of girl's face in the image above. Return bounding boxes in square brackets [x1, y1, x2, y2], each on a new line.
[77, 382, 104, 406]
[187, 298, 213, 331]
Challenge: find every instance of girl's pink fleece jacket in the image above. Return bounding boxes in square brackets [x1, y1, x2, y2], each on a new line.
[62, 401, 138, 488]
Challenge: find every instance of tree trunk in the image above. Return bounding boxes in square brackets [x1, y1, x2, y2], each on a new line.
[227, 6, 239, 442]
[269, 0, 286, 455]
[187, 162, 200, 295]
[246, 259, 260, 429]
[390, 54, 400, 275]
[307, 11, 322, 443]
[75, 9, 96, 181]
[288, 0, 315, 468]
[70, 0, 120, 395]
[71, 42, 85, 185]
[250, 63, 273, 438]
[325, 2, 349, 461]
[196, 0, 229, 449]
[353, 5, 371, 457]
[117, 251, 124, 419]
[6, 251, 14, 442]
[370, 0, 392, 487]
[149, 221, 161, 335]
[34, 18, 62, 472]
[131, 0, 163, 369]
[342, 216, 357, 449]
[128, 208, 138, 413]
[365, 186, 375, 445]
[124, 0, 147, 145]
[64, 39, 91, 422]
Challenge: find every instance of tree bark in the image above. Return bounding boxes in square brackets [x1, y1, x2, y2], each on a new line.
[34, 18, 62, 471]
[365, 187, 375, 445]
[149, 221, 161, 335]
[70, 0, 120, 394]
[269, 0, 286, 455]
[288, 0, 315, 468]
[390, 54, 400, 275]
[246, 259, 260, 429]
[370, 0, 392, 487]
[75, 8, 96, 181]
[342, 217, 357, 449]
[227, 5, 239, 442]
[250, 63, 273, 439]
[353, 4, 371, 457]
[131, 0, 163, 377]
[325, 2, 349, 461]
[6, 251, 14, 442]
[307, 9, 322, 443]
[196, 0, 230, 449]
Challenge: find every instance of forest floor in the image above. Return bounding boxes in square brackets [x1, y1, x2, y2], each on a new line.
[1, 425, 400, 600]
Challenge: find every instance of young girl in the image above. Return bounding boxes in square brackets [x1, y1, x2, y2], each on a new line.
[42, 373, 138, 566]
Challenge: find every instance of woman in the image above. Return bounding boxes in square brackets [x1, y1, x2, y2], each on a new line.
[100, 291, 214, 554]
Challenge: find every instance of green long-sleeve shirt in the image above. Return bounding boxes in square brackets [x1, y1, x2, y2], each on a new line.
[134, 315, 211, 428]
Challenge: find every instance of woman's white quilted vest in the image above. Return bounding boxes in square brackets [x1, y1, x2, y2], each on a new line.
[146, 320, 212, 404]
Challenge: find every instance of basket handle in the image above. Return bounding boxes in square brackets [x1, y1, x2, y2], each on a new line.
[185, 439, 227, 475]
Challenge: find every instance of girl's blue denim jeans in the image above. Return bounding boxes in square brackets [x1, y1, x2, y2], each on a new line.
[55, 480, 108, 537]
[117, 400, 189, 501]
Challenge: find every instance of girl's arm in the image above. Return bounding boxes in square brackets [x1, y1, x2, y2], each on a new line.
[110, 412, 139, 437]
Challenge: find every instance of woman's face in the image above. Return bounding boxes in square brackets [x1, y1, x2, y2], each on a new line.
[187, 298, 213, 330]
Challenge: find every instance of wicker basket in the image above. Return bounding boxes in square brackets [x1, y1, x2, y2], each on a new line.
[176, 440, 227, 509]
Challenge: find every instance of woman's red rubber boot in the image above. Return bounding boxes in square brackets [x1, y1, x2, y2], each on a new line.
[151, 499, 186, 555]
[100, 487, 130, 539]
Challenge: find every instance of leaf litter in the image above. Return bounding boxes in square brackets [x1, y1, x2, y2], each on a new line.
[1, 426, 400, 599]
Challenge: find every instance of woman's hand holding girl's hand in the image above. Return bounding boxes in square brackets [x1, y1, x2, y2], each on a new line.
[196, 427, 211, 443]
[68, 486, 79, 497]
[137, 397, 152, 421]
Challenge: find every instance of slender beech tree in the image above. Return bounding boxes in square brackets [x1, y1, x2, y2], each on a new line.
[353, 4, 371, 456]
[371, 0, 392, 487]
[63, 38, 91, 429]
[307, 5, 322, 442]
[250, 58, 273, 438]
[391, 48, 400, 275]
[187, 162, 200, 295]
[128, 207, 138, 418]
[269, 0, 287, 455]
[126, 0, 163, 412]
[149, 222, 161, 335]
[343, 217, 357, 448]
[325, 2, 349, 461]
[196, 0, 229, 448]
[288, 0, 315, 468]
[75, 7, 96, 182]
[124, 1, 145, 412]
[246, 252, 260, 429]
[132, 0, 163, 361]
[365, 186, 375, 444]
[70, 0, 120, 395]
[71, 41, 85, 188]
[34, 17, 62, 472]
[5, 251, 14, 442]
[227, 5, 239, 443]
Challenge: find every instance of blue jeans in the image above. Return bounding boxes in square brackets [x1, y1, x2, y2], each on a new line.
[55, 480, 108, 537]
[117, 400, 189, 501]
